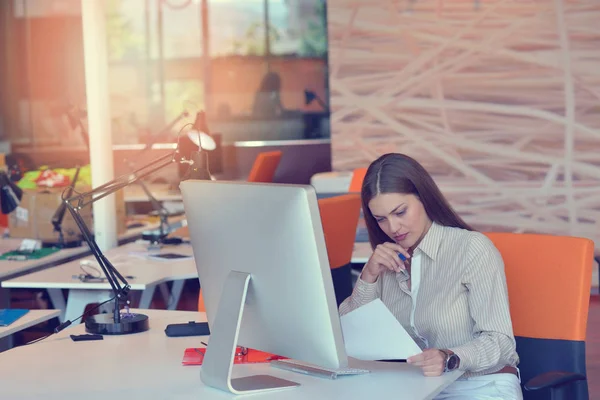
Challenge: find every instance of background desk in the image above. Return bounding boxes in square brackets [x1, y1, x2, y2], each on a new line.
[0, 309, 60, 351]
[0, 218, 183, 308]
[2, 242, 197, 323]
[0, 239, 89, 282]
[0, 309, 462, 400]
[0, 309, 60, 340]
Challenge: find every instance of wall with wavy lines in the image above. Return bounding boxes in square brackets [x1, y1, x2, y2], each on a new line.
[327, 0, 600, 271]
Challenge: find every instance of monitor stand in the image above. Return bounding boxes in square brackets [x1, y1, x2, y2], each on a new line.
[200, 270, 300, 394]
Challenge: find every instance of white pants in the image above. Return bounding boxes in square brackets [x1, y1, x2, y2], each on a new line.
[435, 373, 523, 400]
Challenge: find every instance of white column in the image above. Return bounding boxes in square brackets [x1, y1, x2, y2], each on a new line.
[81, 0, 117, 251]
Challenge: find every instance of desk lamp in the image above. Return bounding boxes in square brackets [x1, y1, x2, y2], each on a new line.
[123, 161, 182, 247]
[183, 111, 216, 181]
[61, 120, 209, 335]
[46, 166, 82, 248]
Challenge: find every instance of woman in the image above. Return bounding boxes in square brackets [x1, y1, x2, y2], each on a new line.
[339, 153, 522, 399]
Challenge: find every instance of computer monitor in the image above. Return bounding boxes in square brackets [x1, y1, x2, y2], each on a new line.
[180, 180, 347, 394]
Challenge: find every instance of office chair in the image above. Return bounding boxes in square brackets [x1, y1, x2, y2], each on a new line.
[348, 168, 367, 193]
[247, 151, 283, 183]
[198, 193, 362, 311]
[485, 232, 593, 400]
[318, 193, 362, 306]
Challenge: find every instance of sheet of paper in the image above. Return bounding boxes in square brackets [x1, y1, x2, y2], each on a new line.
[340, 298, 422, 360]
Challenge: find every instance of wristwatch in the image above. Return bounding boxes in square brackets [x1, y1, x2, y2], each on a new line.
[439, 349, 460, 372]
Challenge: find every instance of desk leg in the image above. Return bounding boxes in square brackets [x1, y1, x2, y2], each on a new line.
[64, 290, 112, 324]
[47, 289, 67, 322]
[167, 280, 185, 310]
[158, 283, 170, 306]
[0, 334, 12, 352]
[0, 286, 10, 309]
[0, 287, 12, 351]
[138, 285, 156, 309]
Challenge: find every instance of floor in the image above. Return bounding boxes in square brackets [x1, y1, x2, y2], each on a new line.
[6, 282, 600, 399]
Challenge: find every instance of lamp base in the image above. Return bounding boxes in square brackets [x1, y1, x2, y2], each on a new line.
[85, 312, 149, 335]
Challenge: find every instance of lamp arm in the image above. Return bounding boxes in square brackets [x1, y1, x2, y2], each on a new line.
[122, 154, 171, 240]
[65, 203, 127, 299]
[51, 166, 81, 237]
[70, 151, 177, 210]
[137, 178, 170, 238]
[63, 149, 183, 323]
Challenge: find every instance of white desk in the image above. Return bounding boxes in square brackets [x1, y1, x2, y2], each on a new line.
[0, 309, 462, 399]
[0, 217, 187, 305]
[0, 239, 90, 282]
[0, 217, 176, 282]
[2, 242, 198, 323]
[0, 309, 60, 339]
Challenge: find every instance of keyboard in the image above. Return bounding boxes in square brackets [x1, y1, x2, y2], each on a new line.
[270, 359, 370, 380]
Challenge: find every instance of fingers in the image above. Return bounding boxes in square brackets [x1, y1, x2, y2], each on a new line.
[364, 242, 410, 279]
[367, 246, 400, 274]
[375, 245, 405, 272]
[406, 352, 424, 365]
[381, 242, 411, 261]
[407, 349, 445, 377]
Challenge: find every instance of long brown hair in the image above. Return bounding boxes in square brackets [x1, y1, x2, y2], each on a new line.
[361, 153, 473, 249]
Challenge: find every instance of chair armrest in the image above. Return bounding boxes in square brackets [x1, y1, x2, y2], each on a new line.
[524, 371, 586, 391]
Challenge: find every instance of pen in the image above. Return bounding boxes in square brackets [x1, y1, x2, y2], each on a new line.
[398, 253, 406, 261]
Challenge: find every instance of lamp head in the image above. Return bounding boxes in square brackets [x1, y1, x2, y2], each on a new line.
[182, 111, 215, 181]
[188, 110, 216, 151]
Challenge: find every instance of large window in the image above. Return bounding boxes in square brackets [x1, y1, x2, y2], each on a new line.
[0, 0, 329, 148]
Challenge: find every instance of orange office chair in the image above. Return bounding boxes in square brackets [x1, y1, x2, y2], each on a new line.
[485, 232, 593, 400]
[247, 151, 283, 183]
[198, 193, 362, 311]
[348, 167, 367, 193]
[318, 193, 362, 305]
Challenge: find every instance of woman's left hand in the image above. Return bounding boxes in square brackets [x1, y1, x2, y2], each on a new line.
[407, 349, 446, 376]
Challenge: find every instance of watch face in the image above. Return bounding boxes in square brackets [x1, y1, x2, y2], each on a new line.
[447, 355, 459, 370]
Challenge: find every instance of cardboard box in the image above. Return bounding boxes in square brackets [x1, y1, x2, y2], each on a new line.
[8, 185, 126, 242]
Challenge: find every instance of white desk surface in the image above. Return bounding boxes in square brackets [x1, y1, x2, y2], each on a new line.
[0, 309, 60, 339]
[1, 241, 197, 291]
[0, 309, 462, 399]
[0, 239, 90, 281]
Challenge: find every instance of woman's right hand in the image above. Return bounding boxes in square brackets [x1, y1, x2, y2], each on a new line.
[361, 242, 410, 283]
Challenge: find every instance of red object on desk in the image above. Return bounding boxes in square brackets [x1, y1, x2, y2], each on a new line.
[182, 347, 287, 365]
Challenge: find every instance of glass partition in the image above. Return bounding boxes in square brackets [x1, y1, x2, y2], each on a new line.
[0, 0, 329, 149]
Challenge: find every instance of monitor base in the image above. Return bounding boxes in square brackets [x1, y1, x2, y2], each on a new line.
[200, 271, 299, 394]
[229, 375, 299, 392]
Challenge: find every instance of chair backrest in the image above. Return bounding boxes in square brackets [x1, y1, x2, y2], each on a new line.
[247, 151, 283, 183]
[198, 193, 362, 312]
[348, 168, 367, 193]
[318, 194, 362, 269]
[485, 232, 593, 400]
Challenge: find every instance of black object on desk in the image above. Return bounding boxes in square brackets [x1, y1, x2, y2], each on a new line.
[165, 321, 210, 337]
[70, 334, 103, 342]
